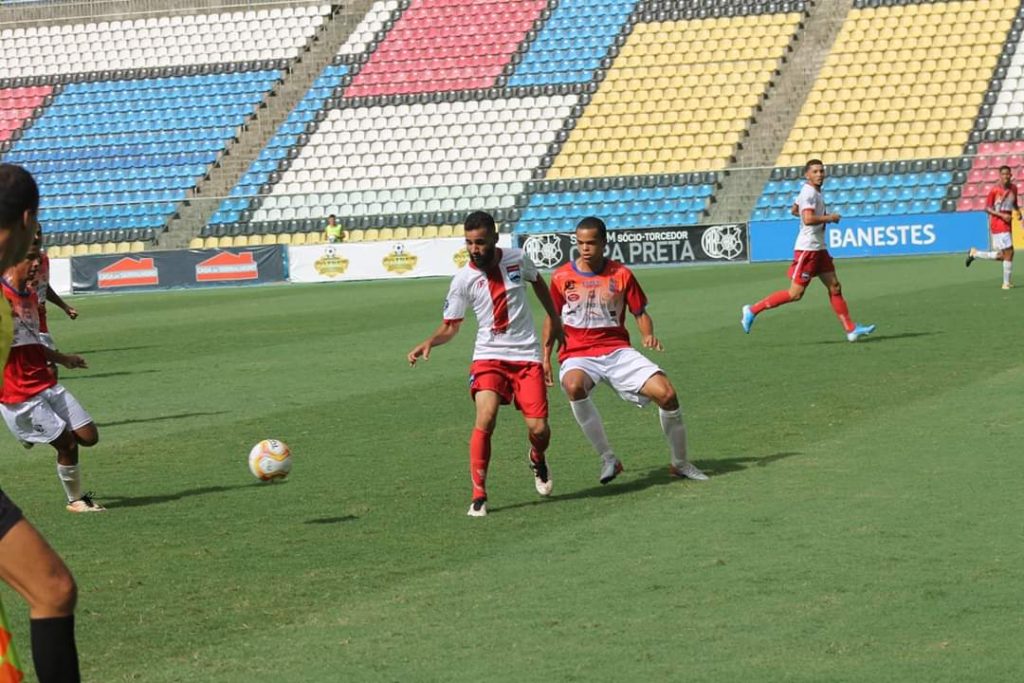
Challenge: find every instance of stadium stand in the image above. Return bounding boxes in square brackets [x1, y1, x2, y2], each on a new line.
[757, 0, 1018, 220]
[0, 5, 332, 251]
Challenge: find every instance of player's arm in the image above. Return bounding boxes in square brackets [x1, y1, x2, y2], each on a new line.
[45, 287, 77, 319]
[531, 274, 564, 350]
[43, 347, 87, 369]
[407, 320, 461, 366]
[790, 203, 799, 217]
[634, 311, 663, 352]
[801, 208, 840, 225]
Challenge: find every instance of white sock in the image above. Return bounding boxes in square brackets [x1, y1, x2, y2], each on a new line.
[1003, 260, 1013, 285]
[975, 250, 998, 260]
[569, 397, 615, 464]
[659, 408, 689, 468]
[57, 464, 82, 502]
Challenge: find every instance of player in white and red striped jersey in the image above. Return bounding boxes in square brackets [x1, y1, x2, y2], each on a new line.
[741, 158, 875, 342]
[408, 211, 565, 517]
[544, 216, 707, 485]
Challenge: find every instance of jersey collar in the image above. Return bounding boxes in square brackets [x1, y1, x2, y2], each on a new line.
[571, 258, 607, 276]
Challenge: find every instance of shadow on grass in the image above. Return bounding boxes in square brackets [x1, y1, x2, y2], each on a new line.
[73, 345, 160, 355]
[491, 452, 800, 514]
[65, 369, 159, 381]
[304, 515, 359, 525]
[102, 483, 260, 509]
[99, 411, 229, 428]
[812, 331, 939, 345]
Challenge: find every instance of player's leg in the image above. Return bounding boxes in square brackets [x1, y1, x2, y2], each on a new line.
[561, 365, 621, 484]
[637, 373, 708, 481]
[741, 262, 807, 333]
[513, 363, 553, 496]
[469, 390, 501, 516]
[820, 271, 875, 341]
[996, 241, 1014, 288]
[46, 387, 103, 512]
[0, 504, 81, 683]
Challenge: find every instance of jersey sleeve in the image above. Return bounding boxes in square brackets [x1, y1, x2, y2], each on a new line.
[521, 252, 539, 282]
[549, 270, 566, 313]
[441, 275, 468, 322]
[986, 187, 998, 210]
[795, 185, 816, 212]
[1014, 185, 1020, 209]
[622, 270, 648, 316]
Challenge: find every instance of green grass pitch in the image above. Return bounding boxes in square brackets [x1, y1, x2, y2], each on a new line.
[1, 254, 1022, 682]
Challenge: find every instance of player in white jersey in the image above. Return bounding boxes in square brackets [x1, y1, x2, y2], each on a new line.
[741, 159, 876, 342]
[408, 211, 565, 517]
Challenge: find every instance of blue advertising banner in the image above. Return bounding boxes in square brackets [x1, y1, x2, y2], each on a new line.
[749, 212, 989, 262]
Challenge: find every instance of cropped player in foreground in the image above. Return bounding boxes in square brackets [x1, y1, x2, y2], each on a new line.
[0, 164, 82, 683]
[965, 164, 1018, 289]
[741, 159, 875, 342]
[1, 239, 103, 513]
[408, 211, 565, 517]
[544, 217, 707, 484]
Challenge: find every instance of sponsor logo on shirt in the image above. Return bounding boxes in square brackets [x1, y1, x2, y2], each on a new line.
[507, 264, 521, 283]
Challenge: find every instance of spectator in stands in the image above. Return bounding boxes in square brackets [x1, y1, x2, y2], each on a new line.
[323, 215, 343, 244]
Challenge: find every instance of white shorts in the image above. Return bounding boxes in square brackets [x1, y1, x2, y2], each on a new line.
[559, 347, 662, 406]
[0, 385, 93, 445]
[992, 232, 1013, 250]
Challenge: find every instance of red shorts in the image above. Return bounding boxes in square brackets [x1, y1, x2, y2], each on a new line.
[787, 249, 835, 284]
[469, 359, 548, 419]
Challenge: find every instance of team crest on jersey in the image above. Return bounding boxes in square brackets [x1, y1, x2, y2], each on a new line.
[507, 264, 521, 283]
[567, 293, 580, 302]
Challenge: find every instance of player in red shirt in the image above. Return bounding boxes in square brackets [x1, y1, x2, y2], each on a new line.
[966, 164, 1018, 289]
[1, 242, 102, 514]
[544, 217, 707, 484]
[407, 211, 565, 516]
[0, 164, 82, 683]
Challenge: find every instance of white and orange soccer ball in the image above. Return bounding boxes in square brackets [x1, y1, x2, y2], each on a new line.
[248, 439, 292, 481]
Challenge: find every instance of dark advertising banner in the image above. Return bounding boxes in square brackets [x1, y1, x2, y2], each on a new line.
[518, 223, 748, 269]
[71, 245, 287, 293]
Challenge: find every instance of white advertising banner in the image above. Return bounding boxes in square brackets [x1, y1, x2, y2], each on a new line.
[287, 235, 512, 283]
[51, 257, 72, 295]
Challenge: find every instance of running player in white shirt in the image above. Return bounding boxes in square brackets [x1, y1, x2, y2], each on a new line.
[408, 211, 565, 517]
[741, 159, 876, 342]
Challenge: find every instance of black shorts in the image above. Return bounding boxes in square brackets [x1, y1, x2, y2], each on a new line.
[0, 488, 24, 541]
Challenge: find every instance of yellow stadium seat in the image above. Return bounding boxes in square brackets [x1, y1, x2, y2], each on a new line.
[276, 234, 292, 245]
[188, 238, 204, 249]
[215, 236, 233, 249]
[262, 234, 279, 246]
[129, 241, 147, 253]
[72, 244, 89, 256]
[392, 227, 409, 240]
[232, 235, 250, 247]
[113, 242, 131, 253]
[86, 244, 102, 255]
[377, 228, 393, 241]
[46, 246, 66, 258]
[101, 242, 117, 254]
[291, 232, 308, 246]
[438, 225, 455, 238]
[203, 237, 218, 249]
[422, 225, 439, 239]
[363, 228, 380, 241]
[346, 229, 363, 243]
[408, 227, 424, 240]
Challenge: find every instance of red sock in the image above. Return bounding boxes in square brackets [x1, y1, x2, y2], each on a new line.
[528, 431, 549, 464]
[751, 290, 793, 314]
[469, 428, 491, 501]
[829, 293, 855, 332]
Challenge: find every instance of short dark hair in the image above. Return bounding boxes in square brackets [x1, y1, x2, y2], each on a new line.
[999, 165, 1012, 174]
[328, 213, 336, 219]
[464, 211, 496, 234]
[0, 164, 39, 228]
[576, 216, 607, 241]
[804, 159, 824, 173]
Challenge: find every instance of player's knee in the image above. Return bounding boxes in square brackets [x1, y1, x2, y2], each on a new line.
[789, 288, 804, 301]
[34, 568, 77, 616]
[527, 422, 549, 441]
[75, 425, 98, 447]
[561, 377, 590, 400]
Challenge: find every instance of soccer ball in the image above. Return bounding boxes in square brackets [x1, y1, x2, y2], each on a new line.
[248, 439, 292, 481]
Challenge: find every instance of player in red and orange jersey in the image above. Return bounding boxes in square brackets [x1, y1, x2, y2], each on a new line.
[741, 159, 875, 342]
[0, 164, 82, 683]
[966, 164, 1018, 289]
[544, 216, 707, 484]
[408, 211, 565, 517]
[34, 230, 78, 350]
[1, 240, 102, 515]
